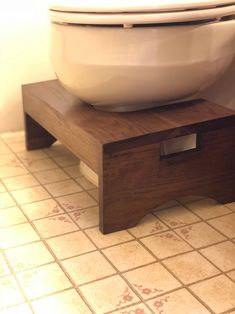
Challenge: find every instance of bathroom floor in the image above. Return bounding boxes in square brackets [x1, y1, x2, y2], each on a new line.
[0, 131, 235, 314]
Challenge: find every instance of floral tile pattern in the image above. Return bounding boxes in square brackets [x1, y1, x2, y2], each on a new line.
[0, 132, 235, 314]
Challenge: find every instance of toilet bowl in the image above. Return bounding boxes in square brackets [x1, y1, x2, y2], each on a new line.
[49, 0, 235, 112]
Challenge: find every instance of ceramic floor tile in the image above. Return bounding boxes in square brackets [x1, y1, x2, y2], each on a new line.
[43, 144, 72, 157]
[0, 223, 39, 249]
[0, 155, 28, 179]
[80, 275, 139, 314]
[0, 303, 33, 314]
[62, 251, 116, 285]
[5, 241, 54, 272]
[128, 214, 168, 238]
[141, 231, 192, 259]
[53, 154, 78, 167]
[16, 149, 48, 163]
[147, 288, 210, 314]
[16, 263, 72, 300]
[208, 213, 235, 238]
[1, 131, 25, 143]
[102, 241, 155, 272]
[32, 289, 91, 314]
[226, 202, 235, 212]
[154, 205, 200, 229]
[190, 275, 235, 313]
[200, 241, 235, 272]
[154, 200, 180, 211]
[0, 143, 11, 155]
[0, 275, 25, 310]
[69, 206, 99, 229]
[111, 303, 152, 314]
[85, 227, 133, 249]
[63, 165, 83, 179]
[76, 176, 96, 190]
[56, 192, 97, 212]
[0, 251, 10, 277]
[0, 206, 27, 228]
[46, 231, 95, 259]
[87, 189, 99, 201]
[44, 179, 83, 197]
[0, 181, 6, 192]
[33, 214, 79, 238]
[0, 192, 16, 209]
[21, 199, 64, 220]
[227, 270, 235, 281]
[11, 186, 50, 205]
[186, 198, 232, 220]
[7, 142, 26, 153]
[2, 174, 39, 191]
[163, 251, 220, 285]
[177, 195, 205, 203]
[34, 168, 69, 184]
[124, 262, 181, 300]
[22, 158, 58, 173]
[176, 222, 225, 248]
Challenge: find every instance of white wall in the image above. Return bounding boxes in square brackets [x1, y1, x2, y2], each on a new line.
[0, 0, 56, 133]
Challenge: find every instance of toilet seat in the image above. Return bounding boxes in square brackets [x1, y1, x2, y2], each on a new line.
[50, 0, 235, 25]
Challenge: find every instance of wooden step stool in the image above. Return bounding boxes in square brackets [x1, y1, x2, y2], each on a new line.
[22, 80, 235, 234]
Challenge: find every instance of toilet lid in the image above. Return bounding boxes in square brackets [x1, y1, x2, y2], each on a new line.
[49, 0, 235, 13]
[49, 0, 235, 25]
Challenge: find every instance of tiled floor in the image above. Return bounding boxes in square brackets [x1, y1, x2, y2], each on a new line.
[0, 131, 235, 314]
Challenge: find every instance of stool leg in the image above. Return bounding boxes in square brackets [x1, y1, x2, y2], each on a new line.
[24, 113, 56, 150]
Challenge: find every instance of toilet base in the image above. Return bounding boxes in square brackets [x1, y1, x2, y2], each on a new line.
[23, 80, 235, 234]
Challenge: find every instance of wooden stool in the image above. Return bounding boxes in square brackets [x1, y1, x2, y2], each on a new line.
[22, 80, 235, 234]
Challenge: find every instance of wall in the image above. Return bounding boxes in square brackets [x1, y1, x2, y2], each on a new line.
[0, 0, 56, 133]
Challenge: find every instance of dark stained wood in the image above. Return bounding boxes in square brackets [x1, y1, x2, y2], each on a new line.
[22, 80, 235, 234]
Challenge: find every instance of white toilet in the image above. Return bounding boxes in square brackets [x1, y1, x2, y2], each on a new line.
[49, 0, 235, 185]
[49, 0, 235, 112]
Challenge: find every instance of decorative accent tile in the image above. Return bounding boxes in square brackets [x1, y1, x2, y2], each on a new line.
[0, 206, 27, 228]
[22, 158, 58, 173]
[3, 174, 39, 191]
[200, 241, 235, 272]
[0, 223, 39, 249]
[85, 227, 133, 249]
[11, 186, 50, 205]
[141, 231, 192, 259]
[56, 192, 97, 212]
[52, 154, 78, 167]
[0, 303, 33, 314]
[21, 199, 64, 220]
[5, 241, 54, 272]
[208, 213, 235, 238]
[34, 168, 69, 184]
[111, 303, 152, 314]
[147, 288, 210, 314]
[0, 251, 10, 277]
[176, 222, 225, 248]
[128, 214, 168, 238]
[76, 176, 96, 190]
[44, 179, 83, 197]
[186, 198, 232, 220]
[33, 214, 78, 238]
[32, 289, 91, 314]
[163, 251, 220, 285]
[62, 251, 116, 285]
[154, 205, 200, 228]
[190, 275, 235, 313]
[80, 275, 139, 314]
[46, 231, 95, 259]
[0, 155, 28, 179]
[16, 263, 72, 300]
[102, 241, 155, 272]
[0, 192, 16, 209]
[63, 165, 82, 178]
[0, 275, 25, 310]
[69, 206, 99, 229]
[124, 263, 181, 300]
